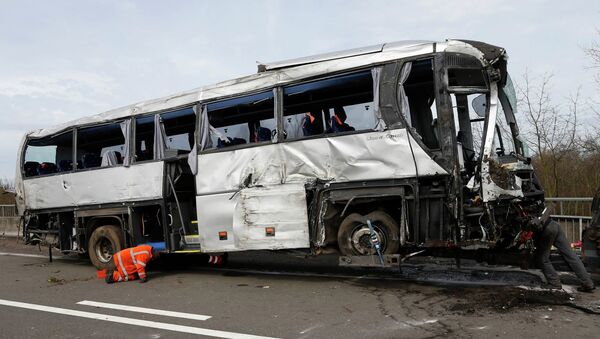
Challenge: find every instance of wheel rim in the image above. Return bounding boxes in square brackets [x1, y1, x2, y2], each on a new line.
[350, 222, 388, 255]
[95, 238, 115, 263]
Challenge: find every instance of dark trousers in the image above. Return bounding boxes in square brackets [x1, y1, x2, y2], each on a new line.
[535, 220, 594, 287]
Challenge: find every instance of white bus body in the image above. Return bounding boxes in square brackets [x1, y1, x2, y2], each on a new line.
[15, 40, 545, 269]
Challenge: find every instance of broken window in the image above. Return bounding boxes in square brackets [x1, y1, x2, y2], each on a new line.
[446, 53, 488, 91]
[403, 59, 439, 149]
[494, 102, 516, 157]
[448, 68, 487, 89]
[160, 107, 196, 156]
[282, 70, 375, 140]
[23, 130, 73, 177]
[134, 114, 155, 162]
[77, 122, 126, 169]
[206, 91, 275, 149]
[451, 93, 487, 174]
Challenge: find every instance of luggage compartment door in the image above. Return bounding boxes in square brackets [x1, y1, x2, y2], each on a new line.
[233, 182, 309, 250]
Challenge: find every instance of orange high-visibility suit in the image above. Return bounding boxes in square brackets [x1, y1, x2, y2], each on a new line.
[111, 245, 153, 282]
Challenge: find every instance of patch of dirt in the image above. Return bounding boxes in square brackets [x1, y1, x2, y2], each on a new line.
[47, 275, 94, 286]
[445, 286, 573, 314]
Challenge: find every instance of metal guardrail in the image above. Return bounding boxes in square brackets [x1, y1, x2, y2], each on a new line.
[545, 197, 593, 216]
[546, 197, 594, 244]
[0, 204, 17, 218]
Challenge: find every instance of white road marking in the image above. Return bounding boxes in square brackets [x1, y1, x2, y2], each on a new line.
[0, 299, 279, 339]
[77, 300, 211, 321]
[0, 252, 55, 259]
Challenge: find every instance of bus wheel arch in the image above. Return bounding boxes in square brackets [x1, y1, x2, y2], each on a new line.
[337, 211, 400, 256]
[87, 225, 124, 270]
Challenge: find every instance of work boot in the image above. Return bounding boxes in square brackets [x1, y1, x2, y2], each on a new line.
[577, 284, 596, 293]
[542, 283, 563, 291]
[105, 271, 115, 284]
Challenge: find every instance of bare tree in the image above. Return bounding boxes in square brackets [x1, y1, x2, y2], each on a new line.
[0, 177, 15, 192]
[584, 29, 600, 86]
[516, 71, 579, 197]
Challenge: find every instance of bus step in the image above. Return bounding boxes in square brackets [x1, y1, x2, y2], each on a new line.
[184, 234, 201, 245]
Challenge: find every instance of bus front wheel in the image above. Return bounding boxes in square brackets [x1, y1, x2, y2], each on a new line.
[337, 211, 400, 256]
[88, 225, 124, 270]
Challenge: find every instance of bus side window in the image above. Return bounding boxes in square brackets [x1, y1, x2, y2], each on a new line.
[77, 122, 126, 169]
[282, 70, 376, 139]
[23, 130, 73, 177]
[403, 59, 440, 150]
[160, 107, 196, 156]
[135, 115, 154, 162]
[206, 91, 275, 149]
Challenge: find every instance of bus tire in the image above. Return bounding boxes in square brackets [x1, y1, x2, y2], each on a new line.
[337, 211, 400, 256]
[88, 225, 124, 270]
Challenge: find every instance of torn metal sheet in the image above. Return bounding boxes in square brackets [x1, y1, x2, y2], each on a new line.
[22, 162, 164, 210]
[480, 82, 523, 202]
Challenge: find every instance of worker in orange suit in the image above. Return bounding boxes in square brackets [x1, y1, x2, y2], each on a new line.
[104, 244, 157, 284]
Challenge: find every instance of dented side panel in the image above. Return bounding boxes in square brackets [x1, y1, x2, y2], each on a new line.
[233, 183, 310, 250]
[195, 130, 447, 195]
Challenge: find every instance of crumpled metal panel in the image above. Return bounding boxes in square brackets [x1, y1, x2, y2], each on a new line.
[196, 129, 447, 195]
[22, 162, 164, 210]
[233, 183, 309, 250]
[480, 83, 523, 202]
[196, 184, 310, 252]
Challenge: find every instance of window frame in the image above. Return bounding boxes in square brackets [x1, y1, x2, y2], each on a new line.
[21, 128, 76, 179]
[131, 104, 198, 165]
[73, 120, 129, 172]
[280, 69, 377, 143]
[199, 89, 278, 154]
[199, 67, 381, 154]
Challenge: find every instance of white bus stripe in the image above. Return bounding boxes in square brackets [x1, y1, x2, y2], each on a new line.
[77, 300, 211, 321]
[0, 299, 278, 339]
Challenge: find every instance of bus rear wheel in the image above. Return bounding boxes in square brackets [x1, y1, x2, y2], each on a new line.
[337, 211, 400, 256]
[88, 225, 124, 270]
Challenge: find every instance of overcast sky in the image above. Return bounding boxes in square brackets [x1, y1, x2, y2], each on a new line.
[1, 0, 599, 179]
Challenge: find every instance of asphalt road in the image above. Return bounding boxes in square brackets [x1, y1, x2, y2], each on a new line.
[1, 238, 599, 339]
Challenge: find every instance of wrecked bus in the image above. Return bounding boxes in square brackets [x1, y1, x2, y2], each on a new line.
[15, 39, 546, 270]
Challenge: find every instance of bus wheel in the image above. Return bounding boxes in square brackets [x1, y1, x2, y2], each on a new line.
[337, 211, 400, 256]
[88, 225, 124, 270]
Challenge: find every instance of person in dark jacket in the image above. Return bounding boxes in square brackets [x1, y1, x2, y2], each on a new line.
[533, 207, 595, 292]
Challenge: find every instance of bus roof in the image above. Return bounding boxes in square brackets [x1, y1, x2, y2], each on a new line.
[24, 39, 497, 139]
